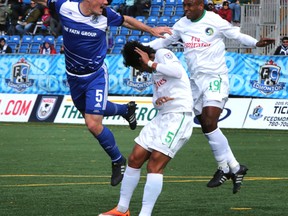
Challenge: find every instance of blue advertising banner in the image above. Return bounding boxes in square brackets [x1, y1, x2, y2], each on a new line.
[0, 53, 287, 98]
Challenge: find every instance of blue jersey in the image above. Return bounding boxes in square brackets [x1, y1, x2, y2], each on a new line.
[47, 0, 124, 74]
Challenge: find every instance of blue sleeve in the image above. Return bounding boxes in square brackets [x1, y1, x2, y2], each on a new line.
[105, 7, 124, 27]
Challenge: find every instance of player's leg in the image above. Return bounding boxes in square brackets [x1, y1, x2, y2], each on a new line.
[139, 151, 171, 216]
[195, 74, 248, 191]
[69, 68, 126, 186]
[99, 144, 150, 216]
[104, 101, 137, 130]
[139, 112, 193, 216]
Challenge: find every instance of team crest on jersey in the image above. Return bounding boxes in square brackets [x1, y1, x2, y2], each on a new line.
[123, 68, 153, 92]
[249, 105, 263, 120]
[205, 27, 214, 36]
[164, 52, 173, 59]
[250, 60, 285, 95]
[36, 96, 58, 120]
[91, 15, 99, 24]
[6, 58, 33, 92]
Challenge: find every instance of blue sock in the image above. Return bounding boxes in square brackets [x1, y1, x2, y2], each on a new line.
[95, 126, 123, 162]
[104, 101, 127, 117]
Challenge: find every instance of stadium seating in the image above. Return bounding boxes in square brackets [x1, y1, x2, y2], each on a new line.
[29, 35, 44, 54]
[135, 16, 146, 23]
[158, 16, 171, 26]
[151, 0, 163, 6]
[139, 35, 151, 43]
[55, 35, 63, 46]
[118, 26, 130, 36]
[9, 35, 21, 45]
[128, 35, 139, 42]
[162, 5, 175, 16]
[175, 5, 184, 16]
[109, 26, 119, 35]
[8, 35, 21, 53]
[149, 5, 161, 16]
[18, 43, 30, 53]
[1, 35, 9, 42]
[170, 15, 181, 26]
[165, 0, 176, 6]
[44, 35, 55, 45]
[130, 29, 142, 36]
[146, 16, 158, 27]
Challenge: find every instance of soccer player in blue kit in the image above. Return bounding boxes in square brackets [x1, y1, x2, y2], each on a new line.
[40, 0, 171, 186]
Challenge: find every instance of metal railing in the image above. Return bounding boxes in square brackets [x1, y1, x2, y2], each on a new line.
[225, 0, 288, 55]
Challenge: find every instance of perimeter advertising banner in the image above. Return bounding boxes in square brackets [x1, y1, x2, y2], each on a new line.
[0, 53, 287, 98]
[244, 99, 288, 129]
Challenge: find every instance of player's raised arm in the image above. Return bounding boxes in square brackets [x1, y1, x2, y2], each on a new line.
[122, 15, 171, 38]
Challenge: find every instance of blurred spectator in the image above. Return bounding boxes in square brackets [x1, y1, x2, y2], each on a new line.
[41, 7, 51, 35]
[39, 38, 57, 54]
[213, 0, 224, 10]
[6, 3, 19, 35]
[0, 2, 9, 35]
[121, 0, 134, 16]
[218, 1, 232, 23]
[59, 44, 64, 54]
[274, 36, 288, 55]
[228, 0, 241, 25]
[49, 10, 61, 37]
[15, 1, 42, 35]
[110, 0, 125, 12]
[0, 37, 12, 53]
[207, 1, 218, 13]
[133, 0, 151, 16]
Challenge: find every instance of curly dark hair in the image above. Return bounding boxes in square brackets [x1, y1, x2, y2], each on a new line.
[122, 40, 156, 68]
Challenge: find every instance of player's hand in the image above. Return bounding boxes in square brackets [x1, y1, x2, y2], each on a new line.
[135, 47, 150, 65]
[256, 38, 275, 47]
[155, 96, 174, 106]
[150, 27, 172, 38]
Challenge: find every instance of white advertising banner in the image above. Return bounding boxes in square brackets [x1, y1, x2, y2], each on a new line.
[54, 96, 252, 129]
[0, 93, 37, 122]
[243, 99, 288, 130]
[54, 95, 158, 126]
[192, 98, 252, 129]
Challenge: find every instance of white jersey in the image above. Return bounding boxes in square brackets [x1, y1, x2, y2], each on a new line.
[148, 11, 258, 79]
[152, 48, 193, 114]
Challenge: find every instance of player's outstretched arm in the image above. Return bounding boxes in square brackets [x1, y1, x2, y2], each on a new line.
[123, 15, 171, 38]
[256, 38, 275, 47]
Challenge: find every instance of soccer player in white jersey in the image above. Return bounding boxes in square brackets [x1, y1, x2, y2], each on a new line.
[40, 0, 171, 187]
[99, 41, 194, 216]
[145, 0, 275, 194]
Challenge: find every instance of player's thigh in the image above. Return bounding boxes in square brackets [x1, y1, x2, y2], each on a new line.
[136, 112, 193, 158]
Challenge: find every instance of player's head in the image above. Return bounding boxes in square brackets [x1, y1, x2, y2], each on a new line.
[81, 0, 108, 16]
[281, 36, 288, 47]
[122, 41, 156, 72]
[183, 0, 205, 21]
[0, 37, 6, 46]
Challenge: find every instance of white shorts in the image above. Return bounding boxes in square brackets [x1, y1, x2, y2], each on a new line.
[190, 74, 229, 116]
[135, 112, 193, 158]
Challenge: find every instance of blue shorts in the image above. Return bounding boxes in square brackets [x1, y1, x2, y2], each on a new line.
[67, 64, 108, 115]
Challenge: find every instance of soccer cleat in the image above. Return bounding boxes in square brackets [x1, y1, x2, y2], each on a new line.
[122, 101, 137, 130]
[99, 207, 130, 216]
[207, 169, 231, 188]
[111, 157, 126, 186]
[232, 165, 248, 194]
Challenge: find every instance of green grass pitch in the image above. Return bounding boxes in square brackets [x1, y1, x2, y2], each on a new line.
[0, 122, 287, 216]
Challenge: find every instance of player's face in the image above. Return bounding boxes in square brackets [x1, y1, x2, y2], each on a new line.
[88, 0, 108, 15]
[183, 0, 204, 21]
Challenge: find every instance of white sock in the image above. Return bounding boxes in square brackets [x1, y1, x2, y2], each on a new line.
[117, 166, 141, 213]
[139, 173, 163, 216]
[205, 128, 239, 173]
